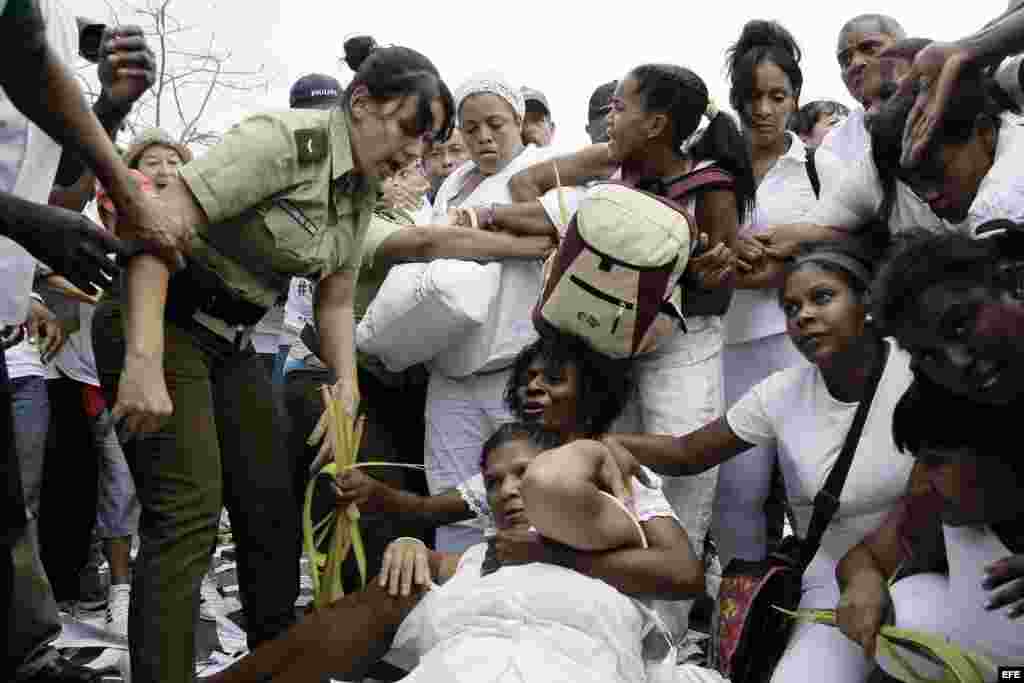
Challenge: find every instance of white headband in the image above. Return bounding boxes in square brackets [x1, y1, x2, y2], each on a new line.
[455, 72, 525, 127]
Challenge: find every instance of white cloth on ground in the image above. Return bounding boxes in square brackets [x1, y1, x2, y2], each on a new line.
[389, 542, 677, 683]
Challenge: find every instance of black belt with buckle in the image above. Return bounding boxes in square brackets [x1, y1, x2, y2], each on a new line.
[165, 262, 270, 349]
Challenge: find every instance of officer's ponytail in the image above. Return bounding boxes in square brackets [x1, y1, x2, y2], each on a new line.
[342, 35, 377, 72]
[342, 35, 455, 143]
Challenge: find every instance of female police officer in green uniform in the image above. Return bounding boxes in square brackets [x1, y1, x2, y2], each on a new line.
[91, 42, 454, 683]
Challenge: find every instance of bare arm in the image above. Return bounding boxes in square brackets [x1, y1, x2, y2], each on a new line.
[375, 225, 554, 264]
[490, 201, 560, 237]
[550, 515, 704, 600]
[52, 26, 157, 212]
[696, 189, 740, 249]
[334, 468, 474, 527]
[610, 416, 754, 477]
[508, 143, 616, 202]
[314, 268, 359, 414]
[0, 6, 139, 219]
[835, 464, 942, 657]
[109, 179, 207, 438]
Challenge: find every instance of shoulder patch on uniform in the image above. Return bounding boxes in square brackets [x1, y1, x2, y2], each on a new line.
[295, 128, 327, 163]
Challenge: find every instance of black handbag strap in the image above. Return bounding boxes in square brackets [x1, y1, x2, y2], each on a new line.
[799, 340, 888, 569]
[805, 152, 821, 199]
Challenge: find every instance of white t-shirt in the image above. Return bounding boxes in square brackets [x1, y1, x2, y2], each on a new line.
[0, 0, 77, 326]
[960, 112, 1024, 233]
[810, 108, 951, 234]
[725, 339, 915, 565]
[725, 133, 817, 346]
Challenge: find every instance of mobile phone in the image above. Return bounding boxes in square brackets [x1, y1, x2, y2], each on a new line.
[76, 18, 106, 63]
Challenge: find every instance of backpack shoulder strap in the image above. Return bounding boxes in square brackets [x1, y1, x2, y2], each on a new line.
[661, 165, 736, 202]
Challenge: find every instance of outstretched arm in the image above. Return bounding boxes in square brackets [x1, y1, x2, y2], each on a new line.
[608, 416, 754, 477]
[376, 225, 554, 263]
[508, 144, 617, 202]
[887, 2, 1024, 167]
[333, 468, 474, 528]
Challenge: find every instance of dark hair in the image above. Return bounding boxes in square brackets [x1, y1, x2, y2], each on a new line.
[780, 237, 886, 308]
[789, 100, 851, 137]
[873, 229, 1004, 335]
[504, 330, 634, 438]
[341, 35, 455, 143]
[839, 14, 907, 42]
[628, 63, 755, 222]
[479, 422, 563, 474]
[868, 52, 1002, 224]
[726, 20, 803, 129]
[893, 373, 1024, 478]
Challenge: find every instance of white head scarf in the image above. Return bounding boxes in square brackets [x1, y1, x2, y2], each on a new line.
[455, 72, 525, 127]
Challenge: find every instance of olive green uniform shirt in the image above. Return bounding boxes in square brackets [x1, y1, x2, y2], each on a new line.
[179, 108, 379, 308]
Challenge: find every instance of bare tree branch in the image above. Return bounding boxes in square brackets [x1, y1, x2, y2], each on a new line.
[78, 0, 270, 149]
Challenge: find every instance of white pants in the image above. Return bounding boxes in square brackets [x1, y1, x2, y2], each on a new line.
[770, 555, 874, 683]
[617, 317, 725, 642]
[714, 333, 806, 567]
[424, 368, 516, 552]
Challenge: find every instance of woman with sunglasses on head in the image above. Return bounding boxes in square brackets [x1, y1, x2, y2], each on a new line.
[605, 239, 918, 683]
[91, 38, 455, 683]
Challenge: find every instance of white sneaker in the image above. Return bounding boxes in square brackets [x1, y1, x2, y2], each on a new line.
[200, 572, 224, 622]
[106, 584, 131, 638]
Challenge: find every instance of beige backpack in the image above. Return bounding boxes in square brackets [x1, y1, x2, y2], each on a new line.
[533, 182, 698, 358]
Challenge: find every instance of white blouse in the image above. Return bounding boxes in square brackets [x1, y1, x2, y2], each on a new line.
[724, 133, 818, 346]
[726, 340, 916, 565]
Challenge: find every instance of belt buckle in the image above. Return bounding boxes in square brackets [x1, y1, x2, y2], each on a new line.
[192, 310, 252, 351]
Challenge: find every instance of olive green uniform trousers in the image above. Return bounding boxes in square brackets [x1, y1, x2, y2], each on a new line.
[93, 298, 298, 683]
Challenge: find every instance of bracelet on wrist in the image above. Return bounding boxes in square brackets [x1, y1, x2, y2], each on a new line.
[394, 536, 427, 550]
[478, 204, 497, 230]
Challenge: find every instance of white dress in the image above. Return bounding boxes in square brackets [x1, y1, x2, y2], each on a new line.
[726, 339, 917, 683]
[389, 543, 673, 683]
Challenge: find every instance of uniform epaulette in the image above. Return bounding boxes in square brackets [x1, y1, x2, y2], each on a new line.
[295, 128, 328, 164]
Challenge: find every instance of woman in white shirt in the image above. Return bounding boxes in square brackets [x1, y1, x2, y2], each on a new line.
[869, 63, 1024, 234]
[608, 239, 916, 683]
[836, 377, 1024, 678]
[424, 73, 566, 551]
[715, 20, 819, 568]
